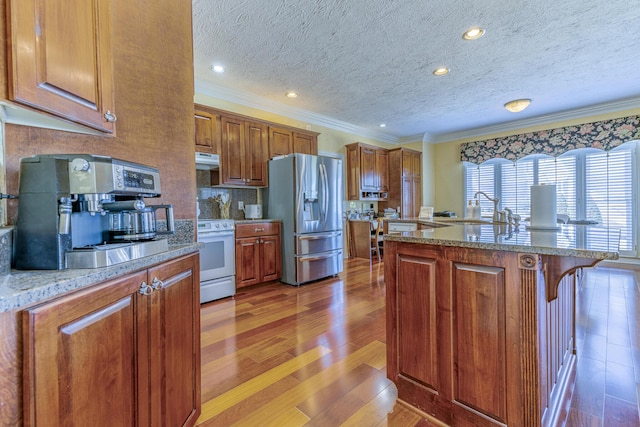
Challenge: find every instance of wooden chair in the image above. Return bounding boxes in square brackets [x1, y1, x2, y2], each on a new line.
[370, 218, 384, 260]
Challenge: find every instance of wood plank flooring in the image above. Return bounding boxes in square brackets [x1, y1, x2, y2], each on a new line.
[197, 259, 640, 426]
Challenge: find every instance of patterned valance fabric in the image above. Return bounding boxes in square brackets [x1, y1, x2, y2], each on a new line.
[460, 115, 640, 164]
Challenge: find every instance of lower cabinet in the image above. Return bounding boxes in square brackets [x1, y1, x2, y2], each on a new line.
[22, 253, 201, 427]
[235, 222, 281, 288]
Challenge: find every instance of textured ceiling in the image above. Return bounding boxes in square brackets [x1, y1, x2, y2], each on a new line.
[192, 0, 640, 143]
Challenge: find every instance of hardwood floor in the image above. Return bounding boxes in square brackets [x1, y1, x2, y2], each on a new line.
[197, 260, 640, 426]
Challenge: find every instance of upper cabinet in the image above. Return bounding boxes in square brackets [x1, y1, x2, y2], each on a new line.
[220, 115, 268, 187]
[7, 0, 116, 134]
[346, 142, 389, 201]
[268, 126, 318, 158]
[194, 109, 220, 154]
[194, 105, 319, 187]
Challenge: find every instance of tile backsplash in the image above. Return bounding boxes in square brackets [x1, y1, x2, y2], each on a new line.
[196, 170, 259, 220]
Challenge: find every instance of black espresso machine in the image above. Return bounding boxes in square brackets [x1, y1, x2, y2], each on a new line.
[14, 154, 174, 270]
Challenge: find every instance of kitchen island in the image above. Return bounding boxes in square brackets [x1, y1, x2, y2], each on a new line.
[384, 223, 619, 427]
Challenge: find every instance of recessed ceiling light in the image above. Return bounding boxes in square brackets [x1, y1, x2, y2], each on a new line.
[211, 65, 224, 73]
[379, 124, 387, 128]
[433, 67, 450, 76]
[463, 27, 485, 40]
[285, 91, 298, 98]
[504, 98, 531, 113]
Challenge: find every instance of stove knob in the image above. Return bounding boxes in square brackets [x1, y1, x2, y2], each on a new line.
[223, 223, 228, 228]
[215, 223, 220, 229]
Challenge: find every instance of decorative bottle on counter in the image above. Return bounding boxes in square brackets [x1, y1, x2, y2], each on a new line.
[465, 200, 473, 219]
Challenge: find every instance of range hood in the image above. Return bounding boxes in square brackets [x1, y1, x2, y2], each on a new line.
[195, 152, 219, 170]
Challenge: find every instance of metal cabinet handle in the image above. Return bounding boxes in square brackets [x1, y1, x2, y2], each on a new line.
[139, 282, 153, 296]
[254, 228, 265, 232]
[151, 277, 164, 290]
[104, 110, 117, 123]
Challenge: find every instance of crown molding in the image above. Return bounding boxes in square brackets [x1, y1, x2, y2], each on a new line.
[195, 79, 640, 147]
[427, 96, 640, 144]
[195, 79, 399, 144]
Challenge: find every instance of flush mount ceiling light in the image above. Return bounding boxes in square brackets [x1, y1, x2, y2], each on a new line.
[379, 123, 386, 128]
[463, 27, 485, 40]
[285, 91, 298, 98]
[504, 98, 532, 113]
[211, 65, 224, 73]
[433, 67, 450, 76]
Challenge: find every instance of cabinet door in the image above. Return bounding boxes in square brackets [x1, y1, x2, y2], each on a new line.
[245, 121, 269, 186]
[9, 0, 115, 133]
[269, 127, 293, 159]
[221, 116, 246, 185]
[293, 132, 318, 155]
[360, 147, 378, 191]
[401, 176, 414, 219]
[147, 254, 200, 427]
[236, 237, 261, 288]
[376, 149, 389, 191]
[195, 110, 219, 154]
[260, 234, 282, 282]
[411, 152, 421, 177]
[346, 144, 361, 200]
[22, 271, 146, 426]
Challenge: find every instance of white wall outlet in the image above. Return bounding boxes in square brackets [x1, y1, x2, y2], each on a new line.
[349, 201, 356, 208]
[238, 201, 244, 210]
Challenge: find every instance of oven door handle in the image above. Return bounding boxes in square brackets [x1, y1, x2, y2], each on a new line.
[198, 231, 235, 240]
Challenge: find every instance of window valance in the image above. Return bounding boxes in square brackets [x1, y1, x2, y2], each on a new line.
[460, 115, 640, 165]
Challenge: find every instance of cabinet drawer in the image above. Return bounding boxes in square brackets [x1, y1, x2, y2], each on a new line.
[236, 222, 281, 238]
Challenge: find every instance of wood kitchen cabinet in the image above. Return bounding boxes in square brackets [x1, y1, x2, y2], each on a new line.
[7, 0, 116, 133]
[380, 147, 421, 218]
[194, 108, 220, 154]
[346, 142, 389, 201]
[235, 222, 281, 288]
[220, 115, 269, 186]
[22, 254, 201, 427]
[268, 126, 318, 158]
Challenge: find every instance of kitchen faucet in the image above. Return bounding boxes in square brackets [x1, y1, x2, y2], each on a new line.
[474, 191, 500, 222]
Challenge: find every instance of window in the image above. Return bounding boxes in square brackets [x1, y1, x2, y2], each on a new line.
[463, 143, 637, 256]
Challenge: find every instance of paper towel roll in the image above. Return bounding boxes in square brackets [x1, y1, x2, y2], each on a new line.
[530, 184, 557, 229]
[530, 230, 558, 248]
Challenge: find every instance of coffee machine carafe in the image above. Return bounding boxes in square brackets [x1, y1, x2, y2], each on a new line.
[14, 154, 174, 270]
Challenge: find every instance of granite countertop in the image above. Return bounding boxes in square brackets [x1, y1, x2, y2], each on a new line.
[0, 243, 202, 313]
[384, 222, 620, 260]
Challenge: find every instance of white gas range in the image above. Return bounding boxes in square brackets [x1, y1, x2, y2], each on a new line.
[197, 219, 235, 303]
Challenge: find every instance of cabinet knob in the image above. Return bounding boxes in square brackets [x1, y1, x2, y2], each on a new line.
[151, 277, 164, 290]
[104, 110, 117, 123]
[139, 282, 153, 296]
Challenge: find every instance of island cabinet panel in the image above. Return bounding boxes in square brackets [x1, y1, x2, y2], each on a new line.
[452, 263, 507, 423]
[396, 254, 439, 390]
[386, 241, 582, 426]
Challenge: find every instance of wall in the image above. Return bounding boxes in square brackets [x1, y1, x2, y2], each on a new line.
[1, 0, 196, 228]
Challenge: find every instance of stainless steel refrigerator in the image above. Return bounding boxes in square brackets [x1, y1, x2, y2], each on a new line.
[264, 153, 343, 285]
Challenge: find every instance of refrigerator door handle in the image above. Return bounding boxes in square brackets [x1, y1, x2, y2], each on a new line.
[320, 163, 329, 226]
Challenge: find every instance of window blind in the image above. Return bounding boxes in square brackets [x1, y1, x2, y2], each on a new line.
[462, 144, 636, 255]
